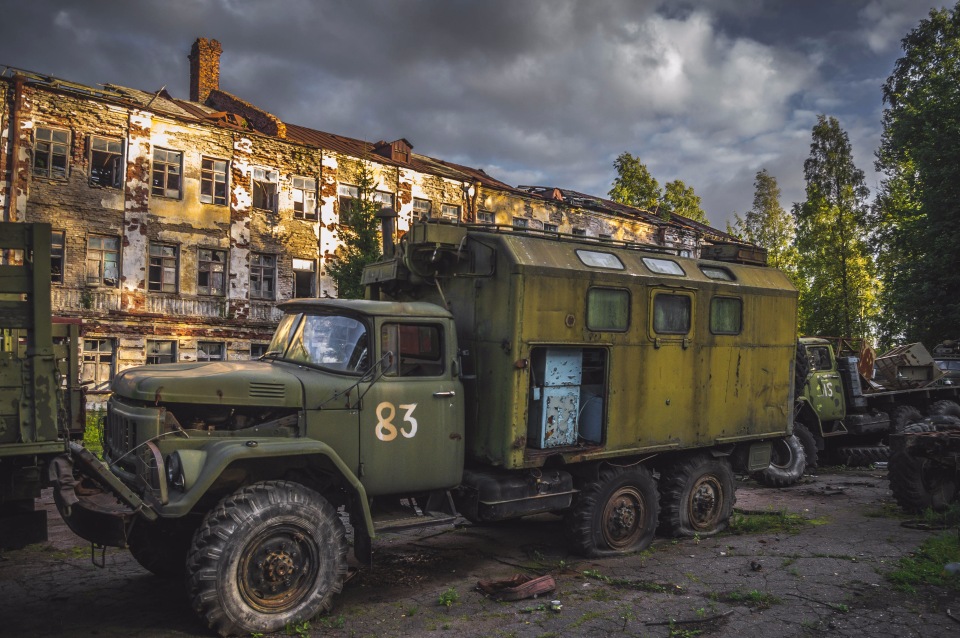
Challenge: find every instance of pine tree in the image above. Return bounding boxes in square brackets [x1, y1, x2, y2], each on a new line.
[730, 169, 799, 281]
[794, 116, 878, 339]
[328, 160, 382, 299]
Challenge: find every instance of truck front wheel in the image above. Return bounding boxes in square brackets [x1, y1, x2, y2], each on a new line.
[658, 454, 735, 537]
[186, 481, 348, 637]
[564, 466, 659, 556]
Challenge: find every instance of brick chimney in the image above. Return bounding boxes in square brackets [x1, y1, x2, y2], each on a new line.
[188, 38, 222, 104]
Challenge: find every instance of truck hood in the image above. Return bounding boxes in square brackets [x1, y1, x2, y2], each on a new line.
[111, 361, 303, 407]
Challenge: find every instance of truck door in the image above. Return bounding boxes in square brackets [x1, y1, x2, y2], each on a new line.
[358, 319, 464, 495]
[804, 344, 845, 421]
[645, 287, 698, 440]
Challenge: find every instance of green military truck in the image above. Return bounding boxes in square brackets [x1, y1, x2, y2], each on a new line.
[770, 337, 960, 482]
[51, 221, 798, 636]
[1, 222, 84, 549]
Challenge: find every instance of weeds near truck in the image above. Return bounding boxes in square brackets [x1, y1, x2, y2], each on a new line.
[887, 529, 960, 593]
[438, 587, 460, 607]
[83, 409, 104, 459]
[582, 569, 682, 594]
[727, 509, 820, 535]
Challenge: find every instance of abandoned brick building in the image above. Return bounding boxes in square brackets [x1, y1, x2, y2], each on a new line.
[0, 38, 733, 403]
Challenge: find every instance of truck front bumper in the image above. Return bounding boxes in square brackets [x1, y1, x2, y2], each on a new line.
[48, 443, 158, 548]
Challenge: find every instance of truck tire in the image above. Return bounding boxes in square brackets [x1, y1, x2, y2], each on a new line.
[928, 400, 960, 419]
[793, 422, 819, 470]
[751, 435, 805, 488]
[127, 519, 195, 579]
[889, 449, 958, 513]
[564, 466, 659, 557]
[889, 405, 922, 433]
[657, 454, 735, 538]
[186, 481, 348, 637]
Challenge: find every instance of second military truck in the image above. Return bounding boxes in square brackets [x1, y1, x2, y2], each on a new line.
[51, 221, 798, 636]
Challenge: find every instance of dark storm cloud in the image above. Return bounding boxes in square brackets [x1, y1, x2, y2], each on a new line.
[0, 0, 942, 226]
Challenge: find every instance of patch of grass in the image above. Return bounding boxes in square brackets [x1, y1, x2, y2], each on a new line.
[403, 606, 418, 617]
[284, 619, 310, 637]
[438, 587, 460, 608]
[887, 531, 960, 593]
[83, 408, 105, 459]
[710, 589, 782, 610]
[568, 611, 605, 629]
[668, 623, 703, 638]
[314, 615, 345, 629]
[727, 509, 822, 535]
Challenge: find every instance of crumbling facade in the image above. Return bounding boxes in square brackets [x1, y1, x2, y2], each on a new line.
[0, 38, 732, 403]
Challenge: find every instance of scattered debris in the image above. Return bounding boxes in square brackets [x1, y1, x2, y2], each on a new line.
[477, 574, 556, 601]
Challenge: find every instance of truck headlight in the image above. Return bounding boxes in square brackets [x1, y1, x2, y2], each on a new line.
[165, 450, 206, 491]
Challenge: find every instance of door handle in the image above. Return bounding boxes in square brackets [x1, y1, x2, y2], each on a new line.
[433, 391, 456, 397]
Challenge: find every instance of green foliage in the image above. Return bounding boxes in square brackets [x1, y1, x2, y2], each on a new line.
[83, 409, 104, 459]
[730, 170, 800, 285]
[438, 587, 459, 607]
[663, 179, 708, 224]
[874, 3, 960, 345]
[608, 153, 708, 223]
[727, 509, 818, 534]
[709, 589, 781, 609]
[328, 160, 383, 299]
[609, 152, 661, 211]
[283, 619, 310, 637]
[794, 115, 878, 339]
[887, 529, 960, 593]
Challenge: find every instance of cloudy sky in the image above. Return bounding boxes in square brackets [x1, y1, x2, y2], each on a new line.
[0, 0, 944, 228]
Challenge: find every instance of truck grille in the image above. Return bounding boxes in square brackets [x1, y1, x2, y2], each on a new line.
[107, 406, 135, 455]
[249, 382, 286, 400]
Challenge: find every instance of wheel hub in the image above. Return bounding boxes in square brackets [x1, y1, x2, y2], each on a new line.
[601, 486, 645, 550]
[689, 476, 722, 530]
[239, 526, 318, 612]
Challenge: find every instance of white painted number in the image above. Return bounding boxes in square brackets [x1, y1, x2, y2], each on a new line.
[818, 379, 834, 398]
[375, 401, 419, 441]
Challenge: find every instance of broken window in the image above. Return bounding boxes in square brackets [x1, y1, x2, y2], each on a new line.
[89, 136, 123, 188]
[148, 242, 179, 293]
[252, 167, 278, 211]
[544, 222, 558, 233]
[441, 204, 460, 220]
[572, 228, 587, 237]
[33, 127, 69, 179]
[152, 148, 182, 198]
[413, 198, 432, 218]
[146, 339, 177, 364]
[477, 210, 495, 224]
[51, 230, 65, 284]
[292, 176, 317, 219]
[375, 191, 395, 212]
[200, 157, 228, 205]
[293, 258, 316, 298]
[250, 343, 268, 359]
[513, 217, 529, 229]
[197, 341, 225, 362]
[197, 248, 227, 296]
[82, 338, 114, 390]
[86, 234, 120, 287]
[250, 253, 276, 300]
[338, 184, 359, 226]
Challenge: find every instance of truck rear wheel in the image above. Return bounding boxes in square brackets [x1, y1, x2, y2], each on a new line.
[658, 454, 735, 537]
[889, 450, 958, 513]
[186, 481, 348, 637]
[889, 405, 922, 433]
[751, 435, 805, 488]
[565, 466, 659, 556]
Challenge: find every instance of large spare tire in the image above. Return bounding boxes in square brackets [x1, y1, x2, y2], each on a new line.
[751, 435, 805, 488]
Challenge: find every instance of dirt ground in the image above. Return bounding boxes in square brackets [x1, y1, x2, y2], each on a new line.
[1, 467, 958, 638]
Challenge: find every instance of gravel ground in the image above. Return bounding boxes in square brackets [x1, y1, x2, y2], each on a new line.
[1, 467, 958, 637]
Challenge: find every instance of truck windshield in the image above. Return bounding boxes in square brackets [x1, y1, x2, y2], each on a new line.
[268, 313, 370, 373]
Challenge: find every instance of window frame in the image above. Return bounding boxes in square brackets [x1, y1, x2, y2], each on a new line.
[250, 252, 277, 300]
[477, 210, 495, 224]
[338, 183, 359, 226]
[81, 337, 115, 391]
[151, 147, 183, 199]
[33, 126, 70, 179]
[200, 156, 228, 205]
[293, 258, 317, 298]
[148, 242, 180, 294]
[146, 339, 177, 365]
[440, 203, 460, 220]
[197, 247, 227, 296]
[252, 167, 279, 211]
[85, 234, 120, 288]
[381, 322, 445, 378]
[412, 198, 432, 218]
[643, 257, 686, 276]
[88, 135, 123, 188]
[292, 176, 317, 220]
[197, 341, 226, 362]
[51, 230, 65, 285]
